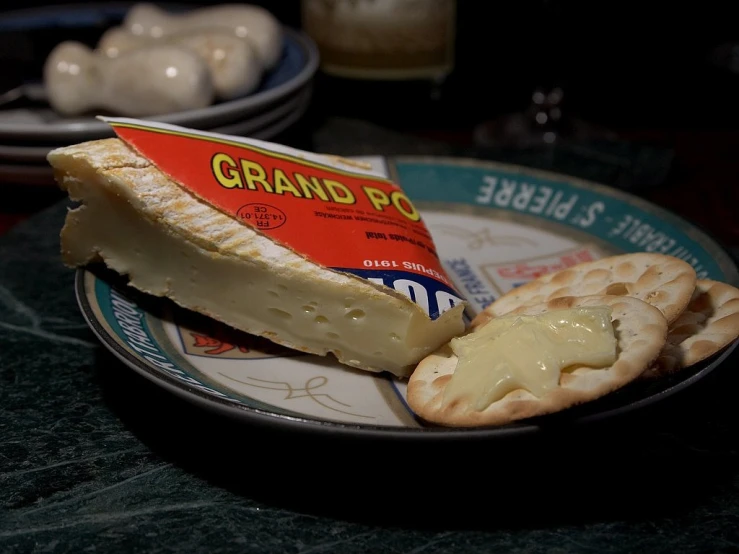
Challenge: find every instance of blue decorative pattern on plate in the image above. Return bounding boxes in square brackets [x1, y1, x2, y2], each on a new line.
[75, 157, 739, 439]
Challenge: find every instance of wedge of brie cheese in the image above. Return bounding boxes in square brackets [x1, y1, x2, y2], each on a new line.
[48, 138, 466, 377]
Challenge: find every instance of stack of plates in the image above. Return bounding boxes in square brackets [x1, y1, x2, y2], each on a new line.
[0, 5, 319, 186]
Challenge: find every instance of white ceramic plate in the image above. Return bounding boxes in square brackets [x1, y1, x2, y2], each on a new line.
[75, 157, 739, 440]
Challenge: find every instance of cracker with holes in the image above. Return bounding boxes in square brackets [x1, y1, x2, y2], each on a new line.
[407, 294, 668, 428]
[642, 279, 739, 378]
[471, 253, 697, 328]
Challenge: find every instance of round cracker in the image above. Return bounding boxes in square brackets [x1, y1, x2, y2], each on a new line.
[472, 253, 696, 327]
[643, 279, 739, 378]
[407, 294, 668, 428]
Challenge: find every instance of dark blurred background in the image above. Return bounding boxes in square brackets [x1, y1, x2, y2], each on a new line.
[2, 0, 738, 132]
[1, 1, 737, 241]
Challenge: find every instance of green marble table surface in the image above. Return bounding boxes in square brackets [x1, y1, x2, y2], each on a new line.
[2, 122, 739, 553]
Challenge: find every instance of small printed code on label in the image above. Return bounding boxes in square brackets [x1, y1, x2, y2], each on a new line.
[236, 203, 287, 230]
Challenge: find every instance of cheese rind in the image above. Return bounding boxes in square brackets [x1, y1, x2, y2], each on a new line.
[49, 138, 466, 377]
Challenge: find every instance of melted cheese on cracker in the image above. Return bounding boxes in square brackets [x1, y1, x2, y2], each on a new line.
[444, 307, 618, 411]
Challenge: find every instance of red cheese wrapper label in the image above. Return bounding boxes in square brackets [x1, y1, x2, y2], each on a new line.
[103, 118, 465, 320]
